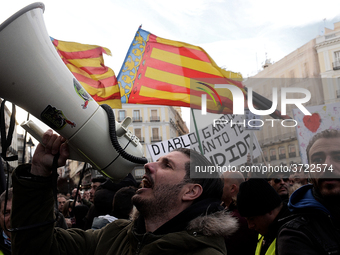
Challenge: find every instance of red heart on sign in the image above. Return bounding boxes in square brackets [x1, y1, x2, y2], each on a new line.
[303, 113, 321, 133]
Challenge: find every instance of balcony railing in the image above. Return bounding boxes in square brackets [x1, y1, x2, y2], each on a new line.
[261, 131, 296, 146]
[151, 136, 162, 142]
[279, 154, 286, 160]
[150, 116, 160, 122]
[289, 152, 296, 158]
[333, 61, 340, 70]
[133, 117, 143, 122]
[270, 155, 277, 161]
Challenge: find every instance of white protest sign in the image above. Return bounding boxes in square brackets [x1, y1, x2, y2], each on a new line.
[147, 114, 262, 167]
[293, 102, 340, 164]
[147, 135, 191, 161]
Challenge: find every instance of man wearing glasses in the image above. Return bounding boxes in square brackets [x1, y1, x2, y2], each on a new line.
[267, 173, 289, 202]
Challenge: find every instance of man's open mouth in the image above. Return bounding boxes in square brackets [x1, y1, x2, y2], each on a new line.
[141, 176, 153, 188]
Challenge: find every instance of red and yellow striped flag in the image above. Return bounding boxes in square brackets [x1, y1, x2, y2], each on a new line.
[117, 28, 245, 114]
[51, 38, 122, 109]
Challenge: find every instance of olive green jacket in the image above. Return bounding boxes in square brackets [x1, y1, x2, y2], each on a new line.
[11, 165, 238, 255]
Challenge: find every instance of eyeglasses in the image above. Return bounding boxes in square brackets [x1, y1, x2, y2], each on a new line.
[274, 178, 289, 184]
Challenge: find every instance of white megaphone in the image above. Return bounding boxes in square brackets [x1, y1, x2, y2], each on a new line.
[0, 2, 147, 180]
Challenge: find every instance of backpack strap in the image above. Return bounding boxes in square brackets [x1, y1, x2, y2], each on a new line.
[0, 100, 18, 162]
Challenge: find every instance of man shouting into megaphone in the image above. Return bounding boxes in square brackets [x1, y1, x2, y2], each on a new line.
[10, 130, 238, 255]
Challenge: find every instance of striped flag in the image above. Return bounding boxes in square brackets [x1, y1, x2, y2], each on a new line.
[51, 38, 122, 109]
[117, 27, 245, 114]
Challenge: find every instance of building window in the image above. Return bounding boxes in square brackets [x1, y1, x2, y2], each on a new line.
[288, 144, 296, 158]
[151, 128, 161, 142]
[263, 150, 268, 162]
[150, 109, 160, 122]
[134, 128, 143, 143]
[134, 128, 141, 139]
[133, 110, 142, 122]
[118, 110, 126, 122]
[279, 147, 286, 159]
[333, 51, 340, 70]
[270, 148, 276, 161]
[335, 51, 340, 62]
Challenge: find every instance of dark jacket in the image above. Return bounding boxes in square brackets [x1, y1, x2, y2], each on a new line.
[257, 203, 291, 255]
[224, 202, 258, 255]
[277, 184, 340, 255]
[11, 164, 238, 255]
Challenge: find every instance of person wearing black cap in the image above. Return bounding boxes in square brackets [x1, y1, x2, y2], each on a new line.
[237, 178, 291, 255]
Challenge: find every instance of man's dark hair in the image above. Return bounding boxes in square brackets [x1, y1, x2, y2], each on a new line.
[173, 148, 224, 203]
[306, 129, 340, 163]
[94, 188, 116, 216]
[0, 188, 13, 211]
[91, 176, 107, 183]
[112, 186, 137, 219]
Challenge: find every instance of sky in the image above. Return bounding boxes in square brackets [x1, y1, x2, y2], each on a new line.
[1, 0, 340, 133]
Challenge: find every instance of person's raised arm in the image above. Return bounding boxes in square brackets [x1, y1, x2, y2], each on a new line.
[12, 131, 102, 255]
[31, 129, 69, 176]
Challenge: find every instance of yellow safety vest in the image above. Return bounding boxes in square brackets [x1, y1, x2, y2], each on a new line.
[0, 250, 4, 255]
[255, 235, 276, 255]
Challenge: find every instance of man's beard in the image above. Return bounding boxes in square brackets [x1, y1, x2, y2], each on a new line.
[132, 181, 188, 219]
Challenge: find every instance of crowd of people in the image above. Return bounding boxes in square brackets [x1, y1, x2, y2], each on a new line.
[52, 174, 138, 230]
[0, 128, 339, 254]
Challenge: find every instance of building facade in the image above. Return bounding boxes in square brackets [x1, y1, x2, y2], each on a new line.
[244, 22, 340, 167]
[113, 104, 188, 180]
[315, 22, 340, 104]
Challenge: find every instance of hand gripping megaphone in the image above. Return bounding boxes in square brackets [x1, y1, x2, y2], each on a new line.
[0, 2, 147, 180]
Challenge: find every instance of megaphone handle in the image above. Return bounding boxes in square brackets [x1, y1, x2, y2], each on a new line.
[20, 120, 44, 144]
[20, 120, 85, 162]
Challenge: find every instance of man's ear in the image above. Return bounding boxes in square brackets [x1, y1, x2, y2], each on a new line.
[182, 183, 203, 201]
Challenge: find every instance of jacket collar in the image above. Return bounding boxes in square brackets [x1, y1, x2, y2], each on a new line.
[133, 198, 238, 237]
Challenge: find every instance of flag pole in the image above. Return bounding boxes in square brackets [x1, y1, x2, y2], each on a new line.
[21, 112, 30, 164]
[191, 108, 204, 155]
